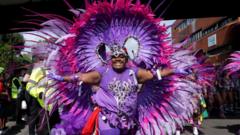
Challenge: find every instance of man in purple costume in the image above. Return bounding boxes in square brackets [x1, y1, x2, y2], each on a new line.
[49, 45, 176, 135]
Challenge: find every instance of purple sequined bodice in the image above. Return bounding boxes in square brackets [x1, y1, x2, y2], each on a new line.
[92, 66, 139, 129]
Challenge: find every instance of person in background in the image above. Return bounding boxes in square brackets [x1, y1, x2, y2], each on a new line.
[0, 76, 10, 134]
[17, 69, 29, 124]
[25, 54, 49, 135]
[221, 74, 234, 113]
[26, 46, 60, 135]
[11, 74, 28, 125]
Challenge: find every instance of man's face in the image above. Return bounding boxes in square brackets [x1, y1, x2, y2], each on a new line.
[111, 54, 127, 71]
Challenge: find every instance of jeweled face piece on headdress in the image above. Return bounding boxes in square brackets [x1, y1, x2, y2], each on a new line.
[110, 45, 128, 58]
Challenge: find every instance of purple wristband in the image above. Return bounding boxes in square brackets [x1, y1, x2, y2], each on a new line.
[150, 68, 162, 80]
[150, 69, 157, 76]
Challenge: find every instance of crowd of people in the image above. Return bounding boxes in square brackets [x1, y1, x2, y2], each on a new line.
[0, 52, 60, 135]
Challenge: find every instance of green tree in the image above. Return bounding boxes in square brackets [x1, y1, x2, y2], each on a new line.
[0, 33, 31, 75]
[0, 43, 14, 69]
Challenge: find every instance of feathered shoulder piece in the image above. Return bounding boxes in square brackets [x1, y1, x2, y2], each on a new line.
[224, 51, 240, 75]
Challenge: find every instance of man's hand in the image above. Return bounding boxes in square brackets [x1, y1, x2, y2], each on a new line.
[47, 72, 64, 81]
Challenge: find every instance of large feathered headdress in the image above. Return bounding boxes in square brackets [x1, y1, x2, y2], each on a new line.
[22, 1, 204, 135]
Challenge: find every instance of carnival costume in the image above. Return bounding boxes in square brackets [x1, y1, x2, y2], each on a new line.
[23, 0, 215, 134]
[224, 51, 240, 76]
[224, 51, 240, 91]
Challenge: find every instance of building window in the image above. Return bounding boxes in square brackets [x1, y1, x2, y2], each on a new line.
[208, 34, 217, 47]
[203, 17, 238, 36]
[190, 30, 202, 42]
[175, 19, 194, 31]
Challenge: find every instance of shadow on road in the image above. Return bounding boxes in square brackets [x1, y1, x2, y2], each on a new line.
[3, 122, 26, 135]
[183, 125, 205, 135]
[215, 124, 240, 135]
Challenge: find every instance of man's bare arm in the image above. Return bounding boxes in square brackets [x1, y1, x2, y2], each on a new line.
[137, 68, 173, 83]
[52, 71, 101, 84]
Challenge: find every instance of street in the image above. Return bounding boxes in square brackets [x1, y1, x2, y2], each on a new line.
[2, 113, 240, 135]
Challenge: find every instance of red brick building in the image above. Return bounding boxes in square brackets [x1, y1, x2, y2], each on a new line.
[172, 17, 240, 65]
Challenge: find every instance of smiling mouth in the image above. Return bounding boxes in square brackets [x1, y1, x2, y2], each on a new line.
[115, 62, 123, 65]
[113, 61, 124, 65]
